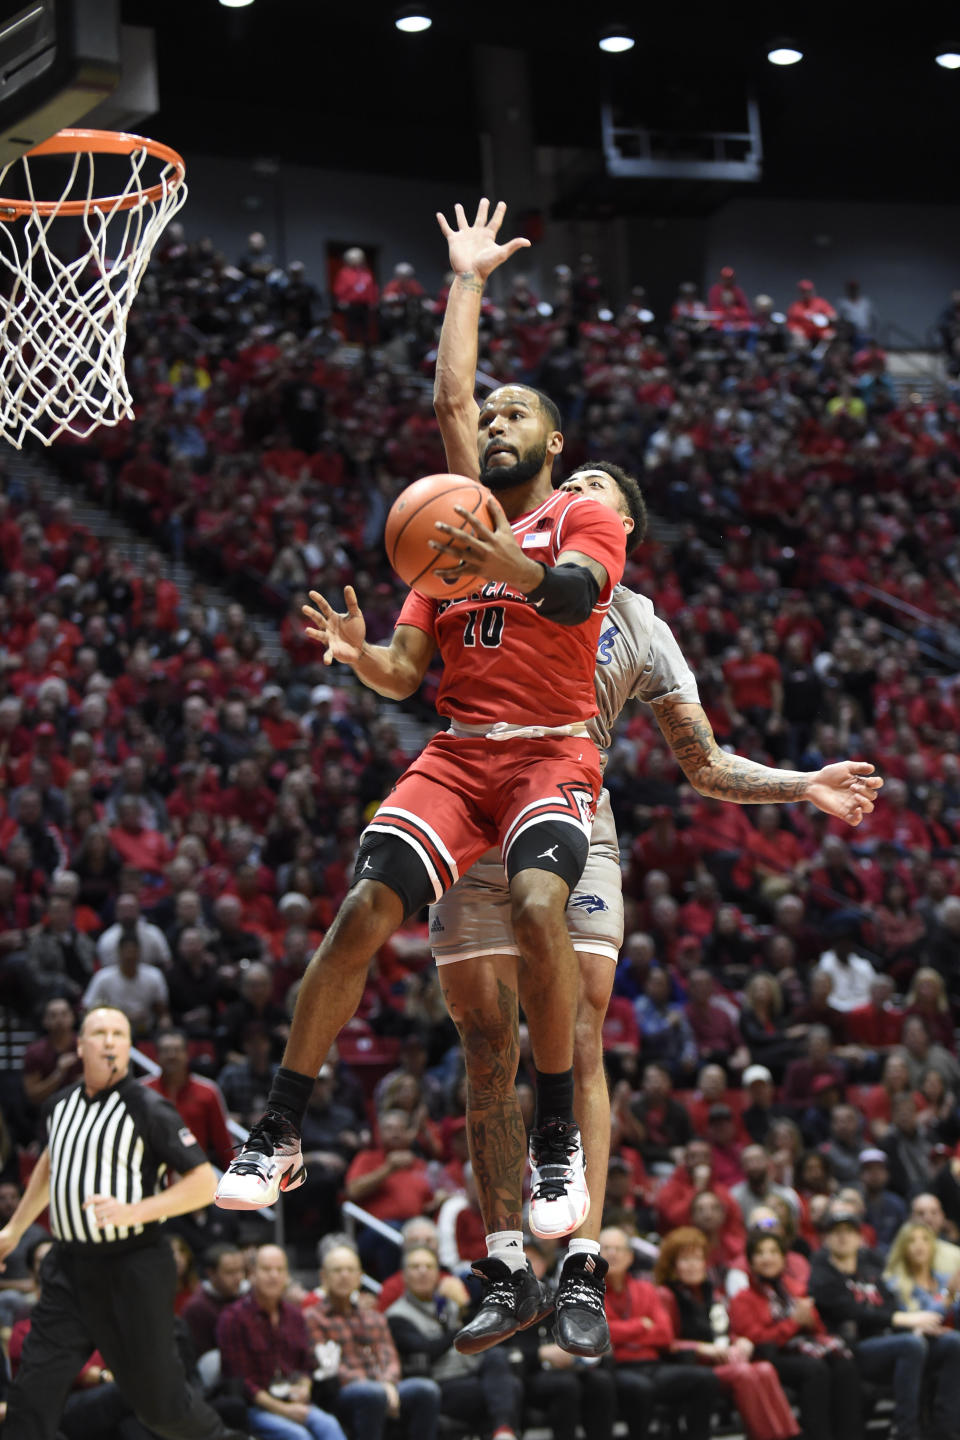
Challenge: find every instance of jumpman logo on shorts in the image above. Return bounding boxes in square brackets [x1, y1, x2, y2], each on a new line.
[537, 845, 559, 862]
[361, 857, 372, 872]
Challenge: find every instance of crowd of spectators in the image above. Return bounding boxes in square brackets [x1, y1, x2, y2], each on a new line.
[0, 221, 959, 1437]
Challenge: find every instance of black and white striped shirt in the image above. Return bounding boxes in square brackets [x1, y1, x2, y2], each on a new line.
[43, 1075, 206, 1249]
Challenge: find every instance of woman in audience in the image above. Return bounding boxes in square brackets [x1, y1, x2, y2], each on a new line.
[170, 1233, 199, 1315]
[72, 824, 121, 911]
[793, 1151, 835, 1244]
[861, 1052, 918, 1140]
[744, 1205, 811, 1286]
[654, 1226, 799, 1440]
[765, 1119, 804, 1190]
[740, 974, 804, 1080]
[730, 1229, 862, 1440]
[915, 1067, 960, 1147]
[377, 1072, 443, 1161]
[884, 1221, 960, 1320]
[871, 880, 926, 968]
[905, 969, 955, 1053]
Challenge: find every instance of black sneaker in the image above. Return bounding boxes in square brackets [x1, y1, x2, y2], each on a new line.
[454, 1257, 554, 1355]
[554, 1251, 610, 1357]
[215, 1111, 306, 1210]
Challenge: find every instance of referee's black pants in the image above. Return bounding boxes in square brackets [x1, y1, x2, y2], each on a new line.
[5, 1239, 247, 1440]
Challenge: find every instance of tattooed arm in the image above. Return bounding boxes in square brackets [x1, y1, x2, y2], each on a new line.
[434, 199, 531, 478]
[654, 699, 883, 826]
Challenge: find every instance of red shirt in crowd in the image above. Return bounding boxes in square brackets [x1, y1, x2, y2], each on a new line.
[605, 1276, 674, 1363]
[9, 1320, 106, 1386]
[145, 1074, 234, 1171]
[344, 1147, 434, 1221]
[723, 651, 782, 711]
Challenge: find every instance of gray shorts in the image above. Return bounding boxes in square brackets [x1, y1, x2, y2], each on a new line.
[430, 789, 623, 965]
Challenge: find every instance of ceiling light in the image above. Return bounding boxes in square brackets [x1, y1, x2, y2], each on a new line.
[218, 0, 255, 7]
[395, 9, 432, 31]
[767, 45, 803, 65]
[935, 51, 960, 69]
[599, 27, 635, 53]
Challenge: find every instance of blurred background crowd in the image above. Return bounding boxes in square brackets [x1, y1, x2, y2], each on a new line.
[0, 224, 959, 1438]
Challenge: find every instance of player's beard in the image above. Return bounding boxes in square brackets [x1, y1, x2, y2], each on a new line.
[479, 439, 548, 491]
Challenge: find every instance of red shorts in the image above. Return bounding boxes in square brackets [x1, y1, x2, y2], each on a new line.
[356, 733, 601, 915]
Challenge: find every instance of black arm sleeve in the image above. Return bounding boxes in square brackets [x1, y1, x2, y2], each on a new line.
[527, 563, 600, 625]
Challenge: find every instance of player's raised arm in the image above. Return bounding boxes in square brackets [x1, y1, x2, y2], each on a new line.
[654, 698, 883, 826]
[303, 588, 435, 701]
[434, 199, 530, 478]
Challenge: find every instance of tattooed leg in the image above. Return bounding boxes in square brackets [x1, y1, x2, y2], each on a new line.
[441, 957, 525, 1232]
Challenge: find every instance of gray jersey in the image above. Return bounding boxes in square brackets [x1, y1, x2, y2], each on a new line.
[430, 585, 703, 964]
[588, 585, 701, 752]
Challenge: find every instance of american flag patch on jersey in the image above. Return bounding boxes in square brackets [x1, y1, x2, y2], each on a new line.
[521, 532, 551, 549]
[178, 1127, 199, 1147]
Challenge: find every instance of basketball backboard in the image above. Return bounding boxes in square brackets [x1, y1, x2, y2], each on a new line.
[0, 0, 121, 165]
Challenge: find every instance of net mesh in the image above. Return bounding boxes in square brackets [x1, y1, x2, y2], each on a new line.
[0, 138, 187, 449]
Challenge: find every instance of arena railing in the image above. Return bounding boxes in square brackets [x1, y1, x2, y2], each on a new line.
[840, 580, 960, 665]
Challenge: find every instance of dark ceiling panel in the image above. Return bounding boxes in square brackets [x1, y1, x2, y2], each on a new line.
[118, 0, 960, 204]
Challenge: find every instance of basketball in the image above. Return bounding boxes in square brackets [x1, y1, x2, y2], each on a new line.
[385, 473, 494, 599]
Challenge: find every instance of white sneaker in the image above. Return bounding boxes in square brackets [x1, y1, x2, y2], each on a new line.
[528, 1119, 590, 1239]
[215, 1110, 307, 1210]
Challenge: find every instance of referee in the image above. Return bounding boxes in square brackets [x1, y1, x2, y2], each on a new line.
[0, 1006, 250, 1440]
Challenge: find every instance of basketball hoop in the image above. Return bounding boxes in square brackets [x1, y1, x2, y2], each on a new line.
[0, 128, 187, 449]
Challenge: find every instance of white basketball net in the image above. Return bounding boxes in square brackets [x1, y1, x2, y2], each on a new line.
[0, 140, 187, 449]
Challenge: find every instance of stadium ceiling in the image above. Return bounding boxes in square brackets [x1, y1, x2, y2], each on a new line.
[119, 0, 960, 211]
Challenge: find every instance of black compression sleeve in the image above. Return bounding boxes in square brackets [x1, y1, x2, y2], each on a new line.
[527, 562, 600, 625]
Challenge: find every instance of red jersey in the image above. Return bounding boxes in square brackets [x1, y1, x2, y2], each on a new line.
[397, 491, 626, 728]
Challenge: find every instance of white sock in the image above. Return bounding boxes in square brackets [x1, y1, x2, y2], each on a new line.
[486, 1230, 526, 1272]
[567, 1238, 601, 1258]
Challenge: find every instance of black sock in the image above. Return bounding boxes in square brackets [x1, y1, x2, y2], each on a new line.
[268, 1067, 314, 1129]
[533, 1066, 575, 1129]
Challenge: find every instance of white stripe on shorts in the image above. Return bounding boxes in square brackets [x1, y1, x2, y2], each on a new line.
[364, 823, 445, 903]
[572, 939, 619, 962]
[435, 938, 618, 966]
[435, 943, 522, 966]
[373, 807, 460, 882]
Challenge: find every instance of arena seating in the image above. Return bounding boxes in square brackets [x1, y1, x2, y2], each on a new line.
[0, 226, 957, 1440]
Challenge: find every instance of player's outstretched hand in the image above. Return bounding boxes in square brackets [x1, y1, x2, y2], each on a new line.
[805, 760, 883, 827]
[303, 586, 366, 666]
[432, 496, 542, 593]
[436, 198, 531, 282]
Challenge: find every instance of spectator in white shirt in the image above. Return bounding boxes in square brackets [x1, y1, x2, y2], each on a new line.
[814, 913, 877, 1013]
[97, 893, 172, 971]
[84, 935, 170, 1037]
[834, 279, 877, 339]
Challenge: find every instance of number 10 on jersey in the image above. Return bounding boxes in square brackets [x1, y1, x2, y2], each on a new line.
[462, 607, 505, 648]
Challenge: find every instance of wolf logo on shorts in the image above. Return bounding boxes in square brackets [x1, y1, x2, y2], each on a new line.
[568, 893, 609, 915]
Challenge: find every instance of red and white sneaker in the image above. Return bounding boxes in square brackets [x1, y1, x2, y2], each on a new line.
[528, 1119, 590, 1239]
[215, 1111, 306, 1210]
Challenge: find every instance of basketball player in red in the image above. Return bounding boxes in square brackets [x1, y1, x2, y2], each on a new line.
[419, 198, 882, 1358]
[216, 207, 631, 1345]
